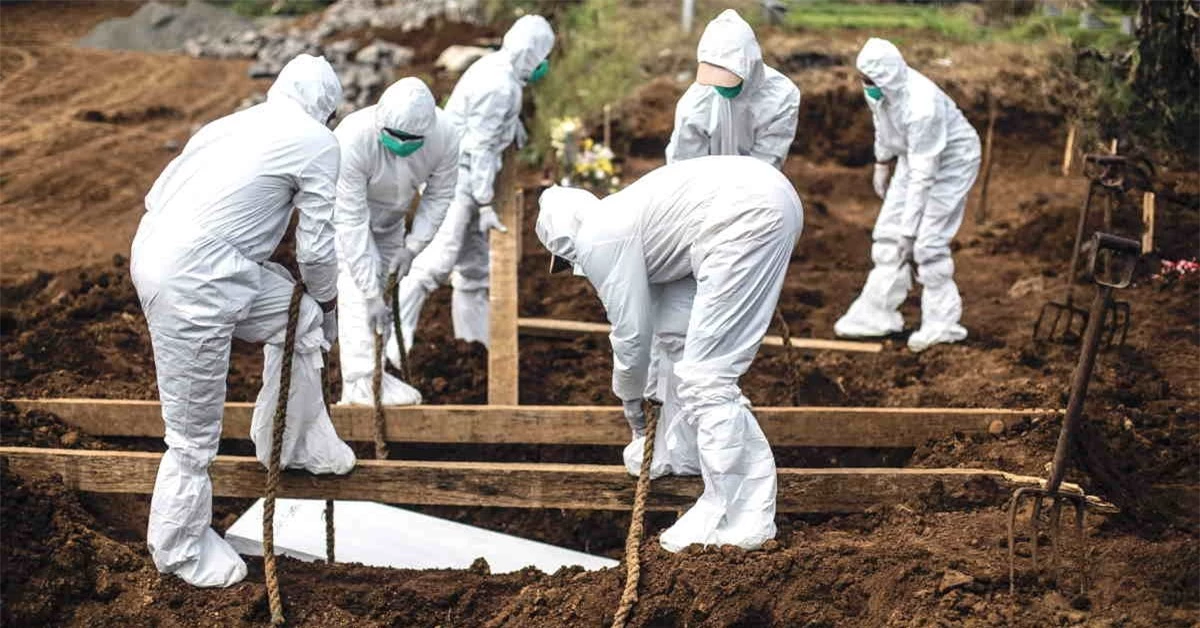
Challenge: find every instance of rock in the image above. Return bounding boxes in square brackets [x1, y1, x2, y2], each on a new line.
[60, 431, 80, 448]
[356, 39, 414, 68]
[938, 569, 974, 593]
[325, 38, 360, 64]
[163, 139, 181, 152]
[988, 419, 1006, 436]
[247, 63, 278, 79]
[468, 556, 490, 575]
[78, 0, 255, 53]
[436, 44, 489, 73]
[1007, 275, 1044, 299]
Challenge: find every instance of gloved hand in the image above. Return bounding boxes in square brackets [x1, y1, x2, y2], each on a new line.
[389, 247, 416, 280]
[872, 162, 890, 200]
[478, 206, 508, 234]
[321, 306, 338, 346]
[622, 399, 646, 438]
[366, 295, 390, 335]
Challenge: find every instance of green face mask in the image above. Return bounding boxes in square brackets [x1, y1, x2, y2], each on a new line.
[529, 59, 549, 83]
[714, 82, 743, 99]
[380, 131, 424, 157]
[864, 85, 884, 101]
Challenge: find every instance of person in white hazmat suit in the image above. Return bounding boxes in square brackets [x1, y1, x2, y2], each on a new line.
[396, 15, 554, 349]
[834, 38, 981, 352]
[666, 8, 800, 169]
[130, 54, 356, 588]
[333, 77, 460, 406]
[535, 155, 803, 552]
[652, 8, 800, 477]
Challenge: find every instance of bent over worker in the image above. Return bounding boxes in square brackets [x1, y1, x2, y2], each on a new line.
[333, 77, 459, 406]
[666, 8, 800, 169]
[396, 14, 555, 349]
[535, 156, 804, 552]
[130, 54, 355, 588]
[834, 38, 981, 352]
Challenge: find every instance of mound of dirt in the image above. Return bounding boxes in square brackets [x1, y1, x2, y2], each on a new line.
[487, 511, 1200, 627]
[77, 0, 254, 52]
[0, 464, 145, 626]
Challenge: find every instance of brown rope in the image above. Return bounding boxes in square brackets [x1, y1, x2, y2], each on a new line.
[385, 271, 411, 383]
[372, 329, 389, 460]
[321, 350, 335, 564]
[773, 307, 799, 403]
[264, 282, 305, 626]
[612, 402, 659, 628]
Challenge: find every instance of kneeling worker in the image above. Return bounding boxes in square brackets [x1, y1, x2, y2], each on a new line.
[130, 54, 355, 587]
[535, 156, 803, 552]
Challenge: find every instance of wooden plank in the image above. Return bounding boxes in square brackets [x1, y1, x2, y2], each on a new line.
[518, 317, 883, 354]
[1061, 124, 1076, 177]
[10, 399, 1060, 448]
[487, 179, 521, 405]
[0, 447, 1098, 513]
[1141, 192, 1155, 253]
[975, 90, 997, 225]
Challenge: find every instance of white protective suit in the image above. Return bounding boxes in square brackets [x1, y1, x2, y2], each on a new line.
[397, 15, 555, 349]
[333, 78, 460, 405]
[665, 9, 801, 170]
[535, 156, 803, 552]
[130, 55, 355, 588]
[834, 38, 981, 352]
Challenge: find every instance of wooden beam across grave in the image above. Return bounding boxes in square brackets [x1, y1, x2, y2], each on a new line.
[0, 447, 1103, 514]
[517, 317, 883, 353]
[10, 399, 1060, 448]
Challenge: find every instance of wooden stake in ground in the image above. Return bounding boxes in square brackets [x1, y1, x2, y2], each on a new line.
[263, 283, 305, 626]
[488, 178, 522, 405]
[976, 91, 998, 225]
[603, 103, 612, 149]
[1141, 192, 1156, 253]
[612, 403, 660, 628]
[1061, 125, 1076, 177]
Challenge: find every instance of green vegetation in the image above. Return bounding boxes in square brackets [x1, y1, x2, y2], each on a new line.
[782, 0, 1134, 51]
[220, 0, 334, 18]
[782, 1, 978, 38]
[526, 0, 703, 161]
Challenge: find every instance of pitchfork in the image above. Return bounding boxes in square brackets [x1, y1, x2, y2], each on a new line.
[1033, 155, 1153, 347]
[1010, 232, 1137, 595]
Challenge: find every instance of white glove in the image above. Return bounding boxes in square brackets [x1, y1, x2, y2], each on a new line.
[366, 295, 390, 335]
[872, 162, 890, 200]
[321, 307, 338, 346]
[389, 247, 416, 280]
[622, 399, 646, 438]
[478, 206, 508, 234]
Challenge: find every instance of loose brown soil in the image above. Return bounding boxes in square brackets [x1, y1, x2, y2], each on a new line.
[1, 2, 1197, 626]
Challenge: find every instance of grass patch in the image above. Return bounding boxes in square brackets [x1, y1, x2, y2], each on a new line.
[782, 0, 1134, 51]
[527, 0, 708, 160]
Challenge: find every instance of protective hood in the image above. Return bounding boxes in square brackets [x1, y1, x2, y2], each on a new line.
[696, 9, 763, 88]
[267, 54, 343, 123]
[374, 77, 436, 135]
[856, 37, 908, 99]
[535, 186, 598, 268]
[502, 15, 555, 83]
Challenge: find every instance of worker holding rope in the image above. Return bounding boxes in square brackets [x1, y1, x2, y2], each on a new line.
[641, 8, 801, 479]
[331, 77, 460, 405]
[535, 155, 803, 552]
[130, 54, 355, 588]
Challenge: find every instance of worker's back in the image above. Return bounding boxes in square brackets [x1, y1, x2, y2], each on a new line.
[593, 156, 801, 284]
[144, 98, 338, 264]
